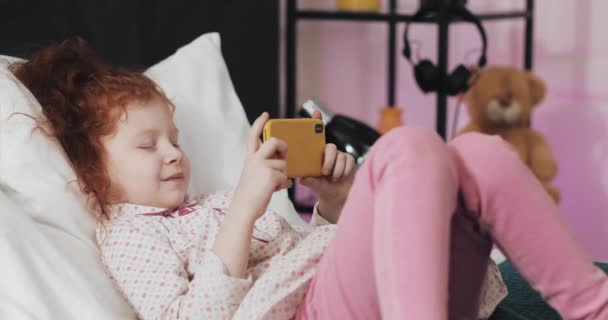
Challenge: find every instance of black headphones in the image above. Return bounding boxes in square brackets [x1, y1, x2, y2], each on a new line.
[402, 5, 487, 96]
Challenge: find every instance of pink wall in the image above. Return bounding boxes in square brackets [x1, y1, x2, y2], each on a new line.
[283, 0, 608, 261]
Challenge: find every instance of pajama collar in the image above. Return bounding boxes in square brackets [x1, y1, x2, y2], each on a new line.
[108, 199, 198, 220]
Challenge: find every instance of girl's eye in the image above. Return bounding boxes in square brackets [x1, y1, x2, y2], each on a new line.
[138, 144, 156, 150]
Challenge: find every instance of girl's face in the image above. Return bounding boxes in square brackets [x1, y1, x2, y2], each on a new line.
[102, 98, 191, 208]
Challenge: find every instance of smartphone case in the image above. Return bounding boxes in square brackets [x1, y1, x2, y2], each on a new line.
[263, 118, 325, 178]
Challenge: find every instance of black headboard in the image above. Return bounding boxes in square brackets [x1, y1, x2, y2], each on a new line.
[0, 0, 279, 121]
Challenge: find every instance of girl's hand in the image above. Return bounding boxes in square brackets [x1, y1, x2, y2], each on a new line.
[230, 112, 292, 223]
[300, 111, 356, 223]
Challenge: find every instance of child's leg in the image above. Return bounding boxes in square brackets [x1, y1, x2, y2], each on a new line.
[449, 132, 608, 320]
[297, 126, 459, 319]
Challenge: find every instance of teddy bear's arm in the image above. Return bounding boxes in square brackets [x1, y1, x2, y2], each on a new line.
[527, 130, 558, 181]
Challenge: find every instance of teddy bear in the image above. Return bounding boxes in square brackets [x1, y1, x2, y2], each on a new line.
[457, 65, 560, 203]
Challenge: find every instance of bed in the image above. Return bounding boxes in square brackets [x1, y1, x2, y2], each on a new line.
[0, 1, 601, 319]
[0, 2, 295, 319]
[491, 262, 608, 320]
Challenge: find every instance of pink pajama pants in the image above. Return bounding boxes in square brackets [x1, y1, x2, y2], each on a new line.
[296, 127, 608, 319]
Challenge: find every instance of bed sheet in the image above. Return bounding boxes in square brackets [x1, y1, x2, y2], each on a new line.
[489, 261, 608, 320]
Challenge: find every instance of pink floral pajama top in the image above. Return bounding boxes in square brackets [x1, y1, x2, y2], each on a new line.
[97, 190, 507, 320]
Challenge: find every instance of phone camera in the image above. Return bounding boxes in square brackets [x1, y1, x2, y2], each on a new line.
[314, 124, 324, 133]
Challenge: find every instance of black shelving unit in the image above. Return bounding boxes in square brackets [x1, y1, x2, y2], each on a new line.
[285, 0, 535, 212]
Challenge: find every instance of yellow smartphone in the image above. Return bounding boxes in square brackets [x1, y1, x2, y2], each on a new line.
[263, 118, 326, 178]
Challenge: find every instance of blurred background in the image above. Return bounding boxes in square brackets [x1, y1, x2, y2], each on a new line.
[281, 0, 608, 262]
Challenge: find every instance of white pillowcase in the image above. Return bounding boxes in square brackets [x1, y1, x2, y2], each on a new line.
[0, 57, 136, 319]
[0, 189, 136, 320]
[0, 32, 305, 319]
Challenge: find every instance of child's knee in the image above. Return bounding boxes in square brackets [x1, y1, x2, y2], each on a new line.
[372, 126, 447, 160]
[366, 126, 456, 182]
[449, 132, 525, 209]
[450, 132, 520, 168]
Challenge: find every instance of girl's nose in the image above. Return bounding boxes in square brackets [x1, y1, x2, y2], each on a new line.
[166, 145, 183, 164]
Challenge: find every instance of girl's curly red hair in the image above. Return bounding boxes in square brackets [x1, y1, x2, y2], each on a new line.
[11, 37, 173, 222]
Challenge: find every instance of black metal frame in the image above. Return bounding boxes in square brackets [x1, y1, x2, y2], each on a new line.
[285, 0, 535, 212]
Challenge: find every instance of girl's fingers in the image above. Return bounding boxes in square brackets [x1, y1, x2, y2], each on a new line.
[247, 112, 269, 155]
[258, 137, 288, 159]
[332, 152, 346, 181]
[266, 159, 287, 172]
[344, 153, 356, 177]
[278, 179, 293, 190]
[271, 170, 291, 190]
[311, 110, 322, 120]
[322, 143, 338, 176]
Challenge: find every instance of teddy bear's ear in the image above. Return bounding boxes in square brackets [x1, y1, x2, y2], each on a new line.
[527, 71, 547, 105]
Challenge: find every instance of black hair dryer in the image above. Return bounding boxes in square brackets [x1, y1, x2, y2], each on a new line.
[299, 99, 380, 165]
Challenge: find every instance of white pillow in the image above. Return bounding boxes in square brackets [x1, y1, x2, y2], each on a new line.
[0, 187, 135, 320]
[0, 57, 137, 320]
[0, 32, 305, 319]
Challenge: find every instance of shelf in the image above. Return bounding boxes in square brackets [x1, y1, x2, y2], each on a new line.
[286, 0, 535, 207]
[295, 9, 529, 23]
